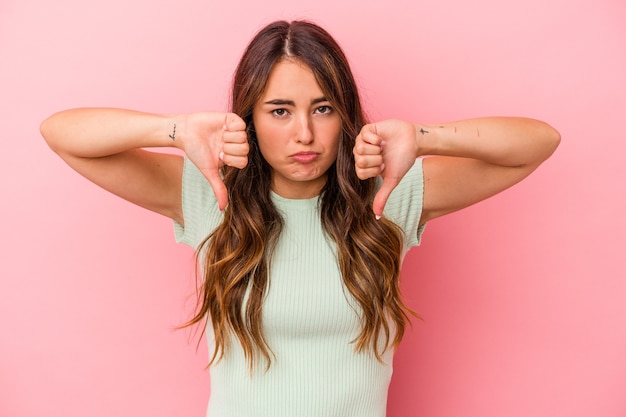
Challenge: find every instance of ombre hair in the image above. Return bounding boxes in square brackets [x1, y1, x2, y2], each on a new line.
[186, 20, 414, 370]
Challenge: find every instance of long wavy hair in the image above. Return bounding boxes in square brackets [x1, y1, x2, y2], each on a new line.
[186, 20, 414, 370]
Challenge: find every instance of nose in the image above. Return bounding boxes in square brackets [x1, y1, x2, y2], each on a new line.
[295, 114, 313, 144]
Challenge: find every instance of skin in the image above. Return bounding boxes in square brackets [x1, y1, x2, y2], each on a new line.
[354, 117, 560, 223]
[40, 64, 560, 228]
[252, 59, 342, 199]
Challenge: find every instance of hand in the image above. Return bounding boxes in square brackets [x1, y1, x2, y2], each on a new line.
[181, 112, 248, 211]
[354, 120, 420, 218]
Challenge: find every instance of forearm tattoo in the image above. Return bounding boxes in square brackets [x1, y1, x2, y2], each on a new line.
[169, 123, 176, 141]
[420, 128, 429, 135]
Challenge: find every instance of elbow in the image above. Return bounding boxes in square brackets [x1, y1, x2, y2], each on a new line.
[532, 120, 560, 163]
[40, 115, 55, 149]
[40, 113, 63, 154]
[543, 122, 561, 160]
[515, 120, 561, 169]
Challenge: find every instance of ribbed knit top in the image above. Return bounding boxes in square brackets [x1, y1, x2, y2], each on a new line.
[174, 158, 425, 417]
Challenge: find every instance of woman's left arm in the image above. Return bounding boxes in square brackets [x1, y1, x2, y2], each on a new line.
[353, 117, 561, 223]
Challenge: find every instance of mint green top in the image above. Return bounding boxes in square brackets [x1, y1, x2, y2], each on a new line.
[174, 158, 425, 417]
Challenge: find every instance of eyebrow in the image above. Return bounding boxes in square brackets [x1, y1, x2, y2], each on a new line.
[263, 97, 329, 106]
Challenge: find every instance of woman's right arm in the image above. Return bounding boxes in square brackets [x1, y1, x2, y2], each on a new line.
[40, 108, 248, 225]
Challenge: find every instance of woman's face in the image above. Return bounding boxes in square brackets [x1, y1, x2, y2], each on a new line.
[252, 59, 342, 199]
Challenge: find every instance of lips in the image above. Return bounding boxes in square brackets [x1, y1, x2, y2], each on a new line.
[291, 152, 319, 163]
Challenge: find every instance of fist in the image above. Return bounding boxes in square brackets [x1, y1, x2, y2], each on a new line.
[183, 112, 249, 211]
[354, 120, 419, 217]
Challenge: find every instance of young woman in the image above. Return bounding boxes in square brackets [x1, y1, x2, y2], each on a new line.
[40, 20, 560, 417]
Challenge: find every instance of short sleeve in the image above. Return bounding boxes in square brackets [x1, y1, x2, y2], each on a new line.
[381, 158, 426, 251]
[173, 158, 223, 248]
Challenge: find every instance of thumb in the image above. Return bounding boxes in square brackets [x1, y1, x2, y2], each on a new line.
[224, 112, 246, 132]
[203, 168, 228, 212]
[373, 177, 400, 219]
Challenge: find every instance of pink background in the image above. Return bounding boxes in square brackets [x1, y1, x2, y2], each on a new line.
[2, 0, 625, 416]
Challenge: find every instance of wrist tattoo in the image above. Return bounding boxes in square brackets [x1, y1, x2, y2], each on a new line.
[419, 128, 429, 135]
[169, 124, 176, 141]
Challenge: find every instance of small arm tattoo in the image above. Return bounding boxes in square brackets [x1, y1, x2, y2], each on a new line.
[169, 124, 176, 141]
[419, 128, 429, 135]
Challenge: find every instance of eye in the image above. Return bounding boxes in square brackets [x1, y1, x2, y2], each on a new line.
[271, 108, 288, 117]
[315, 105, 333, 115]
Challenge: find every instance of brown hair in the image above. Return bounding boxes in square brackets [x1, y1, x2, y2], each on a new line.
[186, 20, 413, 370]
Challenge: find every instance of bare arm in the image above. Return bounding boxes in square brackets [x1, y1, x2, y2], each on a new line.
[41, 108, 248, 224]
[354, 117, 561, 223]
